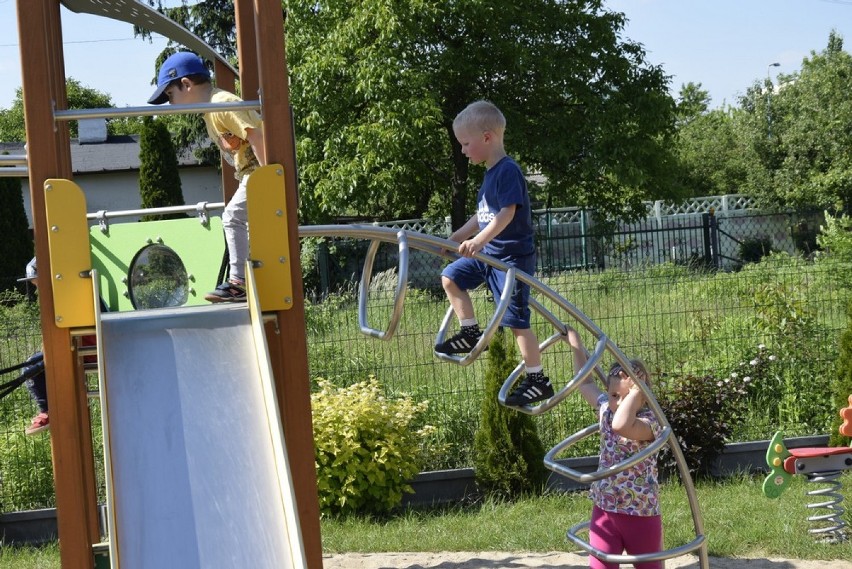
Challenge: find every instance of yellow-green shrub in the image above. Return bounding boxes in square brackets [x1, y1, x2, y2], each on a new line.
[311, 377, 434, 516]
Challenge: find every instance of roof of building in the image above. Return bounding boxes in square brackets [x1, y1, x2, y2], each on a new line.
[0, 135, 208, 175]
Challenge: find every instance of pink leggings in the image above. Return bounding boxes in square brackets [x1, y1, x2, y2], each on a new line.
[589, 505, 663, 569]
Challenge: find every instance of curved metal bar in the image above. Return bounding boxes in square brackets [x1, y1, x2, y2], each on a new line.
[295, 224, 709, 569]
[358, 232, 409, 340]
[567, 520, 707, 565]
[60, 0, 238, 76]
[502, 333, 608, 414]
[528, 296, 568, 335]
[434, 268, 516, 366]
[546, 426, 671, 484]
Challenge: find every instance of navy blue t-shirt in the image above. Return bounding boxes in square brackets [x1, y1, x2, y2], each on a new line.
[475, 156, 535, 257]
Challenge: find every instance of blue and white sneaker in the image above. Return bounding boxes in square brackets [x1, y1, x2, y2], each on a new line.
[505, 374, 554, 406]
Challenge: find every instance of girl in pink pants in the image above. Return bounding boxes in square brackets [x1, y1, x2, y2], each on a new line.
[565, 328, 664, 569]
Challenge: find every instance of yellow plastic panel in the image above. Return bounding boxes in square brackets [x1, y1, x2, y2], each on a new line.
[44, 179, 95, 328]
[246, 164, 292, 311]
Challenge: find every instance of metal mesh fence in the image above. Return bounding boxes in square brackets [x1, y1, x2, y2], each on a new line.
[0, 208, 847, 514]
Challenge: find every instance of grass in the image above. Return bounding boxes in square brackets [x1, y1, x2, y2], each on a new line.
[3, 473, 851, 568]
[321, 472, 852, 559]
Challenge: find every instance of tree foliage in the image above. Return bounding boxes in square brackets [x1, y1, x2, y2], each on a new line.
[473, 330, 548, 498]
[0, 174, 34, 291]
[737, 31, 852, 212]
[673, 83, 752, 198]
[138, 117, 186, 221]
[141, 0, 681, 225]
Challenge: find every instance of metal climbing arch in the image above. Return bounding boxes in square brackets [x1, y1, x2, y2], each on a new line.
[300, 224, 710, 569]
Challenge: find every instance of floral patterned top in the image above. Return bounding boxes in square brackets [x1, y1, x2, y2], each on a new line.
[590, 393, 662, 516]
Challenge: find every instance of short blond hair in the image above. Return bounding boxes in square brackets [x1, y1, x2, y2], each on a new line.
[453, 100, 506, 135]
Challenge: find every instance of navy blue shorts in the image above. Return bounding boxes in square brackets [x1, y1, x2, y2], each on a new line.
[441, 252, 536, 329]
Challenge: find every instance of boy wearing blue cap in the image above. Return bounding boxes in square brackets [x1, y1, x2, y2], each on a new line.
[149, 51, 266, 302]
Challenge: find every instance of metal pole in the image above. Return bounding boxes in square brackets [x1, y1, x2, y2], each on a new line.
[54, 100, 261, 122]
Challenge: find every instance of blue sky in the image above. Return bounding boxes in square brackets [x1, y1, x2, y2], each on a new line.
[0, 0, 850, 110]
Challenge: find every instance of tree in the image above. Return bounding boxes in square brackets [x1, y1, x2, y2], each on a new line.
[673, 83, 752, 197]
[138, 117, 186, 220]
[738, 31, 852, 212]
[142, 0, 681, 226]
[0, 79, 143, 142]
[0, 173, 34, 291]
[473, 330, 548, 498]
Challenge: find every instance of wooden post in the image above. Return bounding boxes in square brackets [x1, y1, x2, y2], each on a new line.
[17, 1, 100, 567]
[243, 1, 324, 566]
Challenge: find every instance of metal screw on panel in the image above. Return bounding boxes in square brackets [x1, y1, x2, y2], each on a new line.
[279, 257, 287, 263]
[55, 274, 62, 280]
[55, 316, 62, 323]
[121, 277, 128, 284]
[275, 210, 283, 217]
[51, 225, 59, 232]
[123, 291, 130, 298]
[284, 297, 292, 304]
[146, 238, 153, 244]
[276, 169, 283, 176]
[46, 184, 53, 191]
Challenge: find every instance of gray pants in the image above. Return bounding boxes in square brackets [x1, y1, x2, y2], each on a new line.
[222, 175, 249, 282]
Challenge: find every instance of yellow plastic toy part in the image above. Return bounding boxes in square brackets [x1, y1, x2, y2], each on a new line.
[44, 179, 95, 328]
[245, 164, 293, 312]
[762, 431, 792, 499]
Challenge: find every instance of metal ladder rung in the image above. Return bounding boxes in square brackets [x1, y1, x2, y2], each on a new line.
[433, 268, 516, 367]
[545, 426, 672, 484]
[567, 521, 706, 565]
[501, 333, 608, 414]
[358, 232, 409, 340]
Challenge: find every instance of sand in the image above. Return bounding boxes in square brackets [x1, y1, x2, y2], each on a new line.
[321, 551, 852, 569]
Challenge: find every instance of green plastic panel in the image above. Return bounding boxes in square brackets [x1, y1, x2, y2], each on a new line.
[90, 216, 225, 312]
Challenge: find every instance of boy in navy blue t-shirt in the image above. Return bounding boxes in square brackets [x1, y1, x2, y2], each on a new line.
[435, 100, 554, 406]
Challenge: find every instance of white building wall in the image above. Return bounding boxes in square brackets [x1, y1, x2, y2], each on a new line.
[20, 167, 223, 227]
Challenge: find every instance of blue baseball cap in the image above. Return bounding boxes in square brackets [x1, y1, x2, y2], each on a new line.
[148, 52, 211, 105]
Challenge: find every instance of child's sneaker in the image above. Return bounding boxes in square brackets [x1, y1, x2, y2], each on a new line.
[505, 374, 554, 406]
[435, 328, 483, 355]
[204, 280, 247, 303]
[25, 412, 50, 435]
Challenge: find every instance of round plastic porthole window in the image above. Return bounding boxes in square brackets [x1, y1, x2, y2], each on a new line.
[128, 244, 189, 310]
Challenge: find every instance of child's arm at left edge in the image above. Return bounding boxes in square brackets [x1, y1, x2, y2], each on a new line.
[611, 387, 654, 442]
[245, 126, 267, 166]
[458, 205, 516, 257]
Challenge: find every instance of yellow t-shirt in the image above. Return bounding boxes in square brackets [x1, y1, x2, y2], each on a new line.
[203, 88, 262, 179]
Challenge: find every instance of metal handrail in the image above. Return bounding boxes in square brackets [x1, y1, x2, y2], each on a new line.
[55, 101, 261, 122]
[0, 155, 28, 166]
